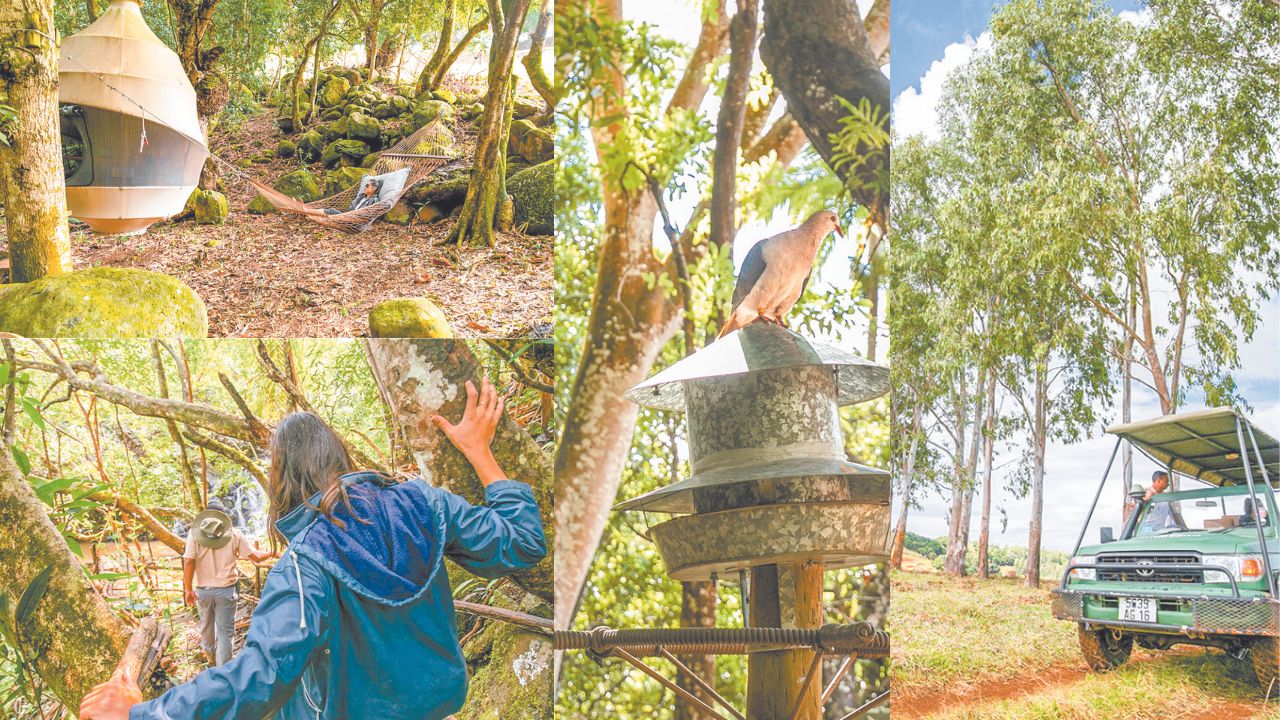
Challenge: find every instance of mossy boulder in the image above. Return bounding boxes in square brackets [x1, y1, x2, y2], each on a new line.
[246, 194, 277, 214]
[186, 189, 229, 224]
[411, 123, 455, 154]
[458, 592, 552, 720]
[0, 267, 208, 338]
[402, 166, 471, 209]
[327, 67, 362, 86]
[384, 201, 413, 225]
[368, 298, 452, 338]
[411, 100, 454, 130]
[297, 131, 325, 162]
[276, 139, 297, 158]
[458, 103, 483, 122]
[321, 139, 370, 169]
[414, 204, 444, 224]
[325, 166, 368, 195]
[318, 76, 351, 107]
[508, 119, 553, 164]
[513, 97, 543, 119]
[507, 161, 552, 235]
[345, 111, 383, 147]
[371, 96, 411, 119]
[274, 168, 323, 201]
[432, 87, 457, 105]
[320, 107, 343, 122]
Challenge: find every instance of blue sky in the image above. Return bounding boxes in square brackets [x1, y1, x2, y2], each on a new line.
[890, 0, 1280, 553]
[891, 0, 1142, 97]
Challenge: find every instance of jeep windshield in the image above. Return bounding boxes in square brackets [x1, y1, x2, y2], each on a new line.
[1134, 486, 1276, 538]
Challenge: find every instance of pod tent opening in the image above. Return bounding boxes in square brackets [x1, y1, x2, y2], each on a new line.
[58, 0, 208, 234]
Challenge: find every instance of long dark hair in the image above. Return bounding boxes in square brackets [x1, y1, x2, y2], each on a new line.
[267, 412, 361, 543]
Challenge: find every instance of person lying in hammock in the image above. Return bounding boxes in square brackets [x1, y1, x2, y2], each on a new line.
[306, 177, 383, 217]
[80, 378, 547, 720]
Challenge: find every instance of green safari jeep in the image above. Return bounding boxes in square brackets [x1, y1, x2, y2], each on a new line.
[1051, 407, 1280, 692]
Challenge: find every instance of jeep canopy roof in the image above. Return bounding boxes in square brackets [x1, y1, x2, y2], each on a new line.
[1106, 407, 1280, 487]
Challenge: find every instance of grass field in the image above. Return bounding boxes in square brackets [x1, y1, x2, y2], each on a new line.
[891, 558, 1279, 719]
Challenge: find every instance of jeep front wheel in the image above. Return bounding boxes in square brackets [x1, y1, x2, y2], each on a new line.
[1253, 637, 1279, 696]
[1078, 625, 1132, 672]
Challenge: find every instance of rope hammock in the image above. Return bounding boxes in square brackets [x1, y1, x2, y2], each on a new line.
[246, 118, 462, 233]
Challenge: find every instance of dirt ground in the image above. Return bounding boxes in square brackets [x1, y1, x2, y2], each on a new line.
[3, 107, 553, 338]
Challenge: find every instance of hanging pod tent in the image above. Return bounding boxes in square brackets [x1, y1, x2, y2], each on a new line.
[58, 0, 208, 234]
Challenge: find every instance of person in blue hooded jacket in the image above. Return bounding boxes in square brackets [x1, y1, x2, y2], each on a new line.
[80, 378, 547, 720]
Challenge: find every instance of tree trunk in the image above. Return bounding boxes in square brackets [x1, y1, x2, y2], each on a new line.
[709, 0, 758, 251]
[363, 339, 552, 603]
[674, 580, 718, 720]
[890, 401, 921, 570]
[522, 0, 554, 110]
[374, 32, 402, 70]
[428, 17, 488, 92]
[419, 0, 458, 94]
[361, 0, 384, 76]
[759, 0, 889, 227]
[0, 0, 73, 283]
[448, 0, 531, 246]
[151, 342, 204, 509]
[0, 452, 130, 709]
[1026, 362, 1047, 588]
[976, 372, 996, 580]
[167, 0, 229, 189]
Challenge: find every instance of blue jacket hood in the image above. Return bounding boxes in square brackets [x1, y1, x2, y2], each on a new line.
[131, 474, 547, 720]
[279, 471, 444, 606]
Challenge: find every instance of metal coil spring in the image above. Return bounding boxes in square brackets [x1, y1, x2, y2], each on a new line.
[554, 623, 889, 657]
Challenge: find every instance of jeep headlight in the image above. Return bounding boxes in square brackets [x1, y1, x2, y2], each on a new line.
[1069, 555, 1096, 581]
[1201, 555, 1263, 582]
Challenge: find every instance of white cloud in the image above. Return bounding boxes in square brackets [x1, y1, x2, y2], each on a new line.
[891, 32, 991, 140]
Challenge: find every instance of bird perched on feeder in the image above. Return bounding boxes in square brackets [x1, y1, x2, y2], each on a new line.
[716, 209, 846, 338]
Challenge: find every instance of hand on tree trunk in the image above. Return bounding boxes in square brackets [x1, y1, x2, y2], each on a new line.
[79, 664, 142, 720]
[432, 378, 506, 487]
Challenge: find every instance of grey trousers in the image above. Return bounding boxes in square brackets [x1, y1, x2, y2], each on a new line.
[195, 585, 237, 665]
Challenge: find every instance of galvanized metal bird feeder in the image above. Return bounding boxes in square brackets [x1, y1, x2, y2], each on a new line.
[619, 323, 891, 582]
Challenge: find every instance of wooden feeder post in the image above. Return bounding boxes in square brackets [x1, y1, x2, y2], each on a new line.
[621, 324, 892, 720]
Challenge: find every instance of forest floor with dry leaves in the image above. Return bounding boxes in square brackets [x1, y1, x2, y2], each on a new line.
[4, 106, 553, 338]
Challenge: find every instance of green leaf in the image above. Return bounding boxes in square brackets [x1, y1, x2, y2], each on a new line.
[0, 363, 10, 386]
[15, 566, 54, 625]
[10, 446, 29, 476]
[19, 397, 44, 431]
[87, 572, 130, 581]
[34, 477, 77, 505]
[62, 533, 82, 558]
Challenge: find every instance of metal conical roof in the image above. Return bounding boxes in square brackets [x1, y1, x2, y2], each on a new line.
[625, 323, 888, 412]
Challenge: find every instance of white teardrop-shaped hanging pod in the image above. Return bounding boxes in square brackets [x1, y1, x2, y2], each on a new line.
[59, 0, 210, 234]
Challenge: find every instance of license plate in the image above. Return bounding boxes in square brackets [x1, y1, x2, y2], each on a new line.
[1119, 597, 1157, 623]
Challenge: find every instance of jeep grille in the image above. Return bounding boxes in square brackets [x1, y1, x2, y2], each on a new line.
[1096, 553, 1203, 584]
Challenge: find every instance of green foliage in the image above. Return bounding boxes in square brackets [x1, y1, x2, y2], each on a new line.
[828, 96, 889, 197]
[0, 103, 16, 147]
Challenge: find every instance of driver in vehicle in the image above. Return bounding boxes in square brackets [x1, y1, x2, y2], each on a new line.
[1139, 471, 1185, 532]
[1239, 497, 1266, 527]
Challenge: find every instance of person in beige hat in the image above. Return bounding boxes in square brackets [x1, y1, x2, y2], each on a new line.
[182, 500, 274, 666]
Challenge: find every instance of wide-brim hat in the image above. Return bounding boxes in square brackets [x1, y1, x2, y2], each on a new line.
[192, 508, 233, 549]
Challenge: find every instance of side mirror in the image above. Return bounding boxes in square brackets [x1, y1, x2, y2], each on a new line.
[1100, 527, 1115, 544]
[1128, 487, 1147, 502]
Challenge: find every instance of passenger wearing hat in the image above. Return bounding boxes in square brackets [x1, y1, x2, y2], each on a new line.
[182, 501, 274, 666]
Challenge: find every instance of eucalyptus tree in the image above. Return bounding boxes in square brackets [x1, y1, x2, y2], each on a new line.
[983, 0, 1280, 415]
